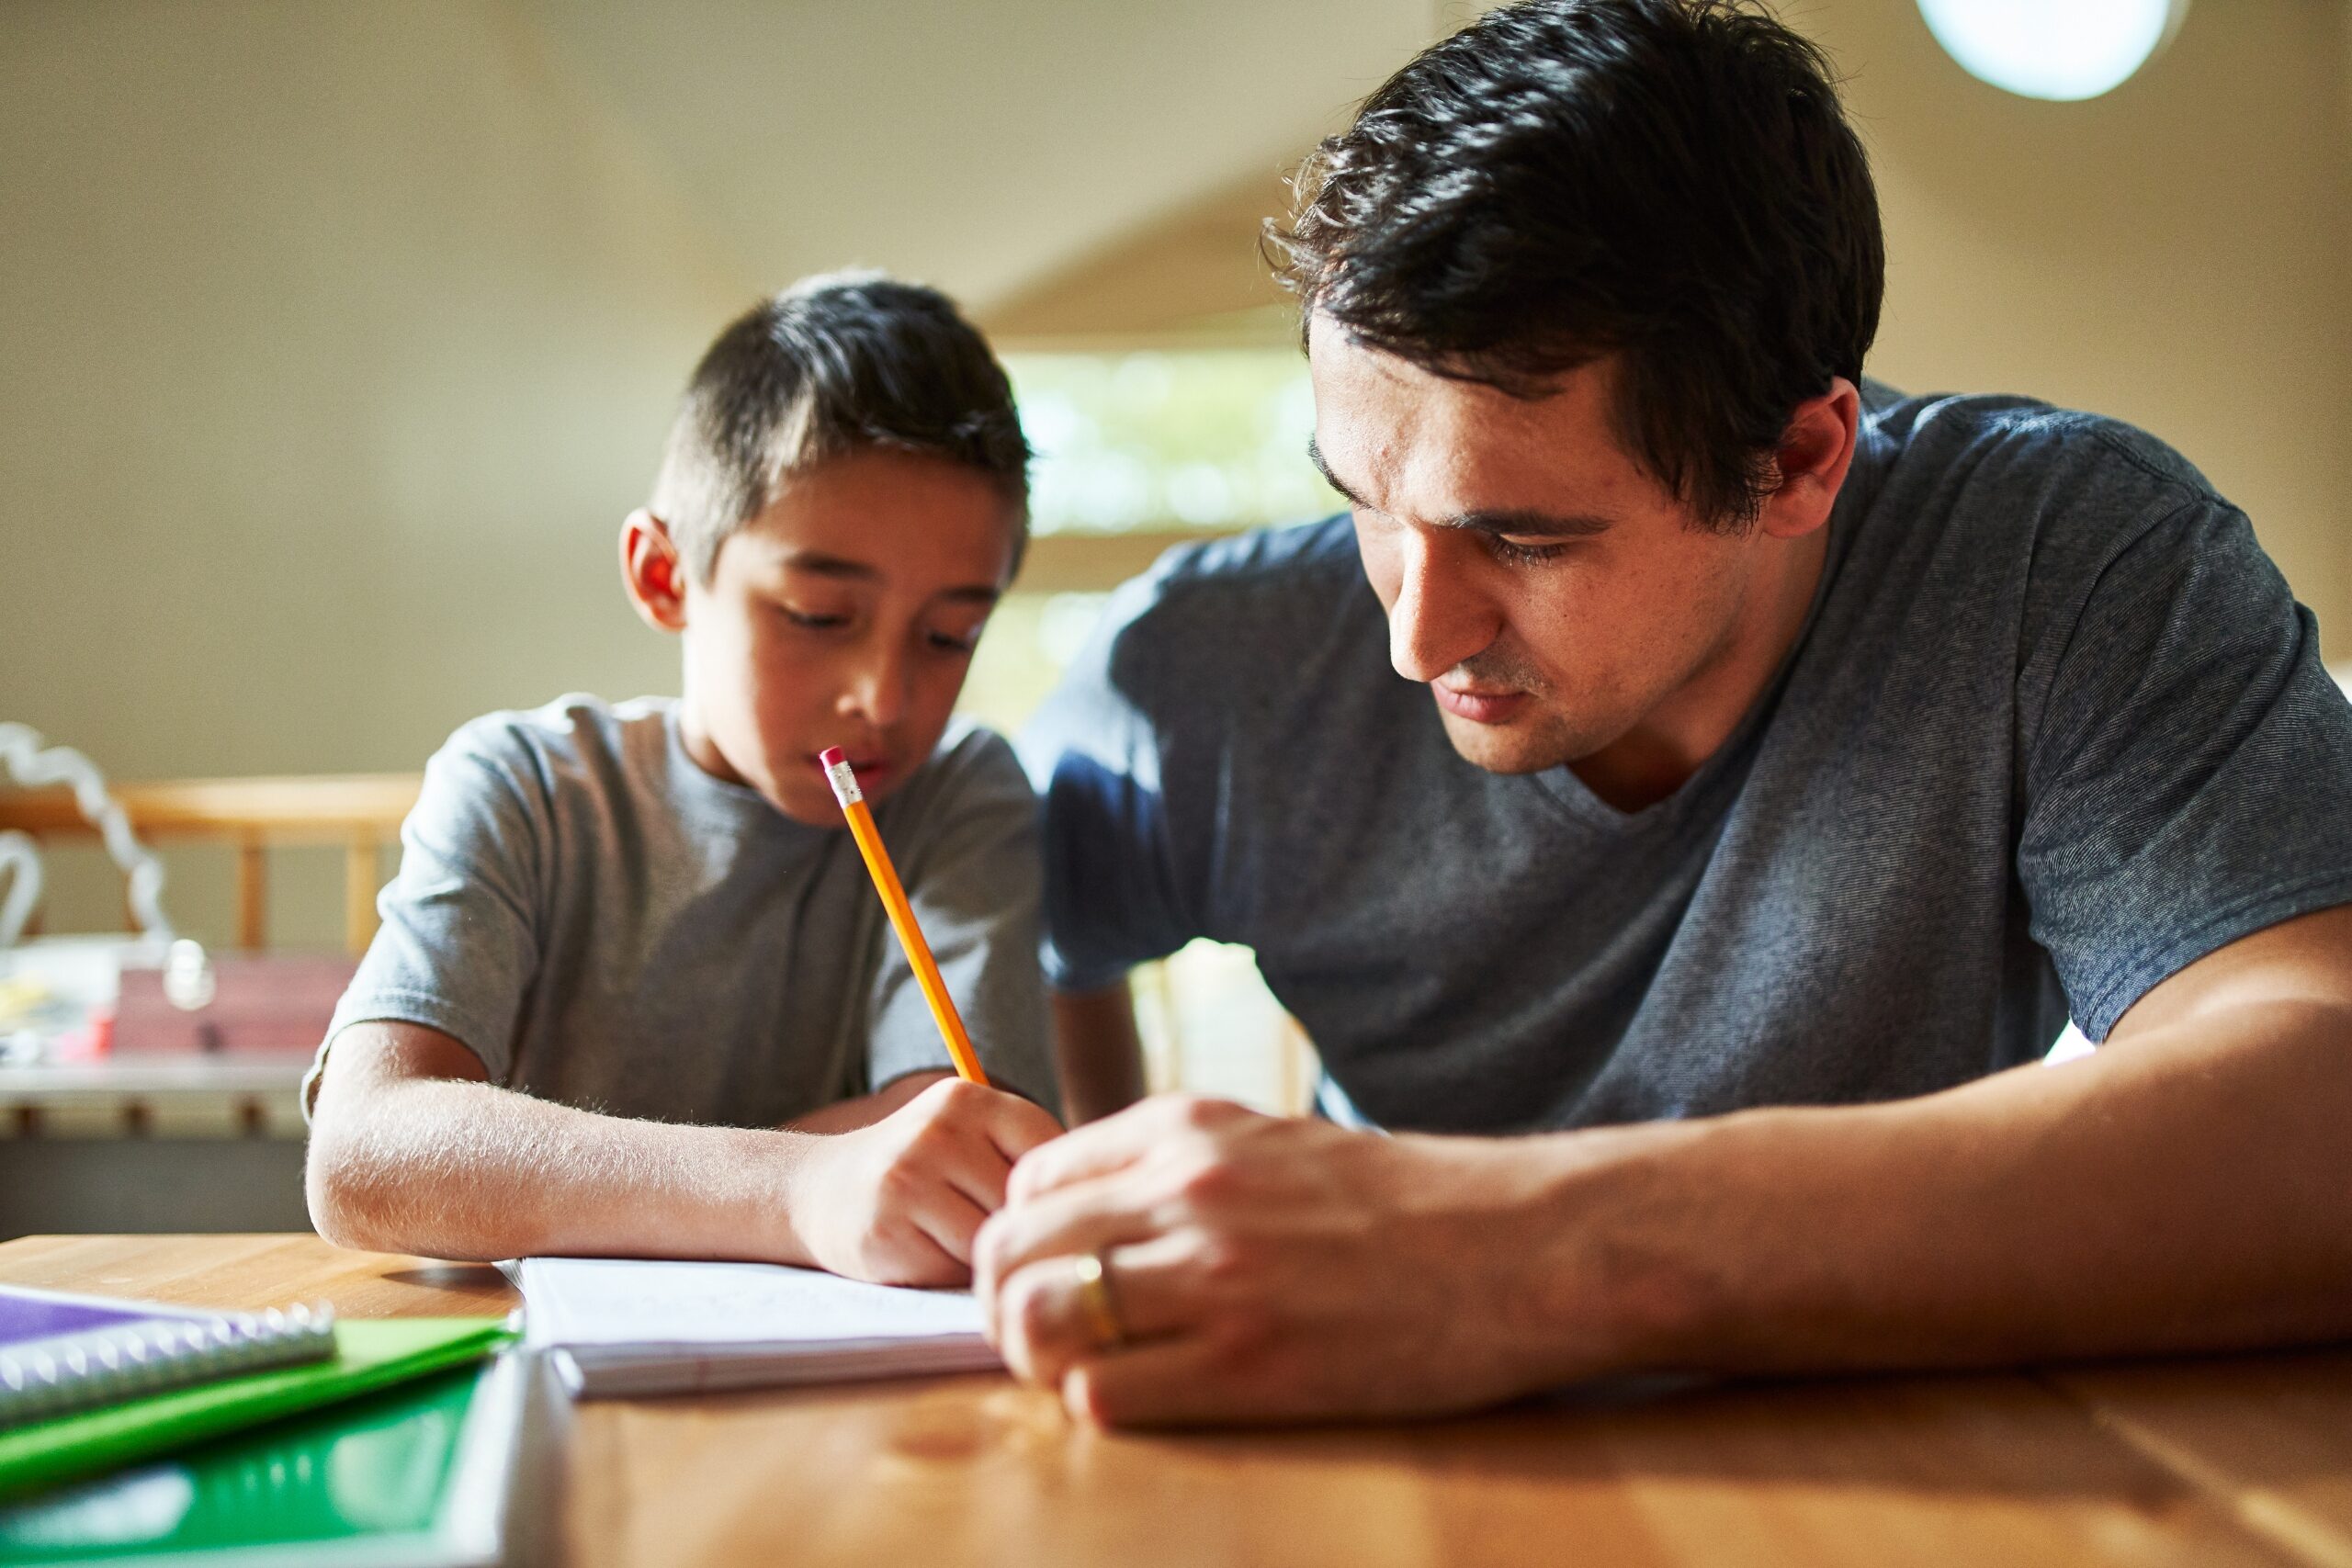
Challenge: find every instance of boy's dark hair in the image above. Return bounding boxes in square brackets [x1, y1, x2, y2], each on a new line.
[650, 272, 1030, 581]
[1270, 0, 1883, 530]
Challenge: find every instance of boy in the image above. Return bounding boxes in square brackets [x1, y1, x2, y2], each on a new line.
[305, 273, 1061, 1287]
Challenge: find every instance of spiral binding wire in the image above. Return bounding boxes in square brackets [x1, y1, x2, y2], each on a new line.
[0, 1302, 336, 1427]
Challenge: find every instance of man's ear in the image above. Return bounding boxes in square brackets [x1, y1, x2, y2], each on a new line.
[619, 509, 689, 633]
[1758, 377, 1861, 541]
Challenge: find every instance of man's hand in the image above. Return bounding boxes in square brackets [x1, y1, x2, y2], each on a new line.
[974, 1095, 1616, 1427]
[791, 1077, 1065, 1287]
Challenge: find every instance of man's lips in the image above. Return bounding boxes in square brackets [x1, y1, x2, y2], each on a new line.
[1432, 682, 1528, 724]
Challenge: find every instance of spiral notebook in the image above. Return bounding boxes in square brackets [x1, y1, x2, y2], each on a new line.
[0, 1287, 335, 1430]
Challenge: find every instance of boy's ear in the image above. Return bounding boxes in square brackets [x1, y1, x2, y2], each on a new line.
[619, 509, 689, 633]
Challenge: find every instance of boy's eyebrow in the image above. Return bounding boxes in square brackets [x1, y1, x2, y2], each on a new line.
[1306, 437, 1612, 539]
[781, 549, 881, 581]
[782, 549, 1002, 604]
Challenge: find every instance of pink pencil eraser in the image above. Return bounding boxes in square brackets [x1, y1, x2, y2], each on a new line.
[819, 746, 847, 768]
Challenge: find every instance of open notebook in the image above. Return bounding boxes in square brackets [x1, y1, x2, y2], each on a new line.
[510, 1258, 999, 1398]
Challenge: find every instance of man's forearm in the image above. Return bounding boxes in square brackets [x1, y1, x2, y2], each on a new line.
[1518, 997, 2352, 1383]
[306, 1077, 814, 1264]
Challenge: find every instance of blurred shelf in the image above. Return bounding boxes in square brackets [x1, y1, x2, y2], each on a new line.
[0, 1055, 308, 1140]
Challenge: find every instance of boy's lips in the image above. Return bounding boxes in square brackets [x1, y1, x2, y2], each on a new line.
[808, 752, 891, 782]
[1432, 682, 1528, 725]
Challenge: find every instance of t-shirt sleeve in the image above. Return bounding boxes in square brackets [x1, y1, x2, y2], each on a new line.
[306, 725, 548, 1110]
[1014, 572, 1202, 994]
[864, 731, 1056, 1111]
[2017, 492, 2352, 1040]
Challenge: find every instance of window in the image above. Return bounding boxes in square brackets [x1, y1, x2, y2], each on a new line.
[961, 349, 1340, 733]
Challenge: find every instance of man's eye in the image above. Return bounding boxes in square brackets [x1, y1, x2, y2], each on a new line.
[781, 606, 850, 630]
[1489, 536, 1568, 567]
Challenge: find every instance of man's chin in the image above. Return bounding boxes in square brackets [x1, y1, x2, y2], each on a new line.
[1435, 707, 1585, 775]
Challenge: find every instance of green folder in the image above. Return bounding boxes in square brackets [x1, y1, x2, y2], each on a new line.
[0, 1350, 526, 1565]
[0, 1320, 511, 1505]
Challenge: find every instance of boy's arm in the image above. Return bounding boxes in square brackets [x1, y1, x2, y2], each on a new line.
[305, 1021, 1058, 1282]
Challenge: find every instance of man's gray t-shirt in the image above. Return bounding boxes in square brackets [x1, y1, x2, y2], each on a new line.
[316, 695, 1053, 1124]
[1020, 388, 2352, 1134]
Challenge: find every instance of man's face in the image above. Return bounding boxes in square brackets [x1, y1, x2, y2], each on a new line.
[1308, 321, 1781, 779]
[677, 449, 1019, 826]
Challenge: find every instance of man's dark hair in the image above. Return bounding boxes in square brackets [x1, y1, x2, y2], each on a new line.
[650, 271, 1030, 581]
[1271, 0, 1883, 530]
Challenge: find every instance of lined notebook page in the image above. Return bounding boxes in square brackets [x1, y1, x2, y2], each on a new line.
[518, 1258, 982, 1348]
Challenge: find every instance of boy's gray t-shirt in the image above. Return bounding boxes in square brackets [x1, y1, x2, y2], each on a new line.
[316, 697, 1053, 1124]
[1020, 388, 2352, 1134]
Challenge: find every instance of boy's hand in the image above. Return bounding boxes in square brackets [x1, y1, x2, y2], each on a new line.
[789, 1077, 1063, 1286]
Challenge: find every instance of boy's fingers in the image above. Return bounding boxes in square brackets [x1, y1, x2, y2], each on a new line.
[876, 1230, 971, 1289]
[939, 1128, 1019, 1216]
[980, 1089, 1067, 1164]
[910, 1180, 993, 1268]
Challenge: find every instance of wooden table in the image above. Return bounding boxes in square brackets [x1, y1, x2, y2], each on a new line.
[5, 1235, 2350, 1567]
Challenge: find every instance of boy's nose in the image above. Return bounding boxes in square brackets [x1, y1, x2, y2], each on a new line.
[838, 648, 912, 729]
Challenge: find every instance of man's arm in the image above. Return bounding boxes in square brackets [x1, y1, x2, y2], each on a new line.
[976, 907, 2352, 1425]
[1053, 983, 1147, 1125]
[307, 1020, 1060, 1283]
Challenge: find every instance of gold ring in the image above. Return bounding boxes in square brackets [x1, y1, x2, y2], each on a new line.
[1071, 1250, 1125, 1348]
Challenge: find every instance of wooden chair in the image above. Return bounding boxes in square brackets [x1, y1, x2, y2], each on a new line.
[0, 775, 421, 953]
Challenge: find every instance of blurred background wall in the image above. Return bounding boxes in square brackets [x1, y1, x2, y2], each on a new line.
[2, 0, 2346, 1000]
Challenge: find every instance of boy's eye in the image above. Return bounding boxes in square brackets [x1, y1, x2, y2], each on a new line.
[780, 605, 851, 630]
[925, 621, 986, 655]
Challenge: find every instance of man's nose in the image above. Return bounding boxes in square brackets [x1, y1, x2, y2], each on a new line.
[1387, 532, 1498, 683]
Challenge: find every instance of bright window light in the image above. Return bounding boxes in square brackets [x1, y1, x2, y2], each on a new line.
[1917, 0, 2188, 102]
[1004, 351, 1335, 536]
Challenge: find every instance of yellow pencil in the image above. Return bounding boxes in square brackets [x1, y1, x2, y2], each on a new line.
[819, 746, 990, 1087]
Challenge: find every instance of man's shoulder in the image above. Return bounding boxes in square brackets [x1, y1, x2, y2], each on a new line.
[1091, 514, 1377, 676]
[1863, 385, 2231, 547]
[1150, 513, 1366, 589]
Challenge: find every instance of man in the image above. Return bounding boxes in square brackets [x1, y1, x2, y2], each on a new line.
[978, 0, 2352, 1426]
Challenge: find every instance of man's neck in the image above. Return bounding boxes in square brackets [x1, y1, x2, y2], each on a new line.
[1569, 525, 1831, 813]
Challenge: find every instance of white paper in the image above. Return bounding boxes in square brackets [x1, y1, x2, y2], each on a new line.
[516, 1257, 983, 1357]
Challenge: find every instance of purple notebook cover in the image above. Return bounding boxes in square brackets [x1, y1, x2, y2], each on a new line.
[0, 1288, 196, 1348]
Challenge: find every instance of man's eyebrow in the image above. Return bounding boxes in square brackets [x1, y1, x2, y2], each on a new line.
[1305, 437, 1366, 509]
[1449, 508, 1613, 539]
[1305, 437, 1612, 538]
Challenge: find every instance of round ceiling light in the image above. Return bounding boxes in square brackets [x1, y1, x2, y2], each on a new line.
[1917, 0, 2189, 102]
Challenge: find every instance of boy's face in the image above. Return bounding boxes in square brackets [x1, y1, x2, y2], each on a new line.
[631, 449, 1022, 827]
